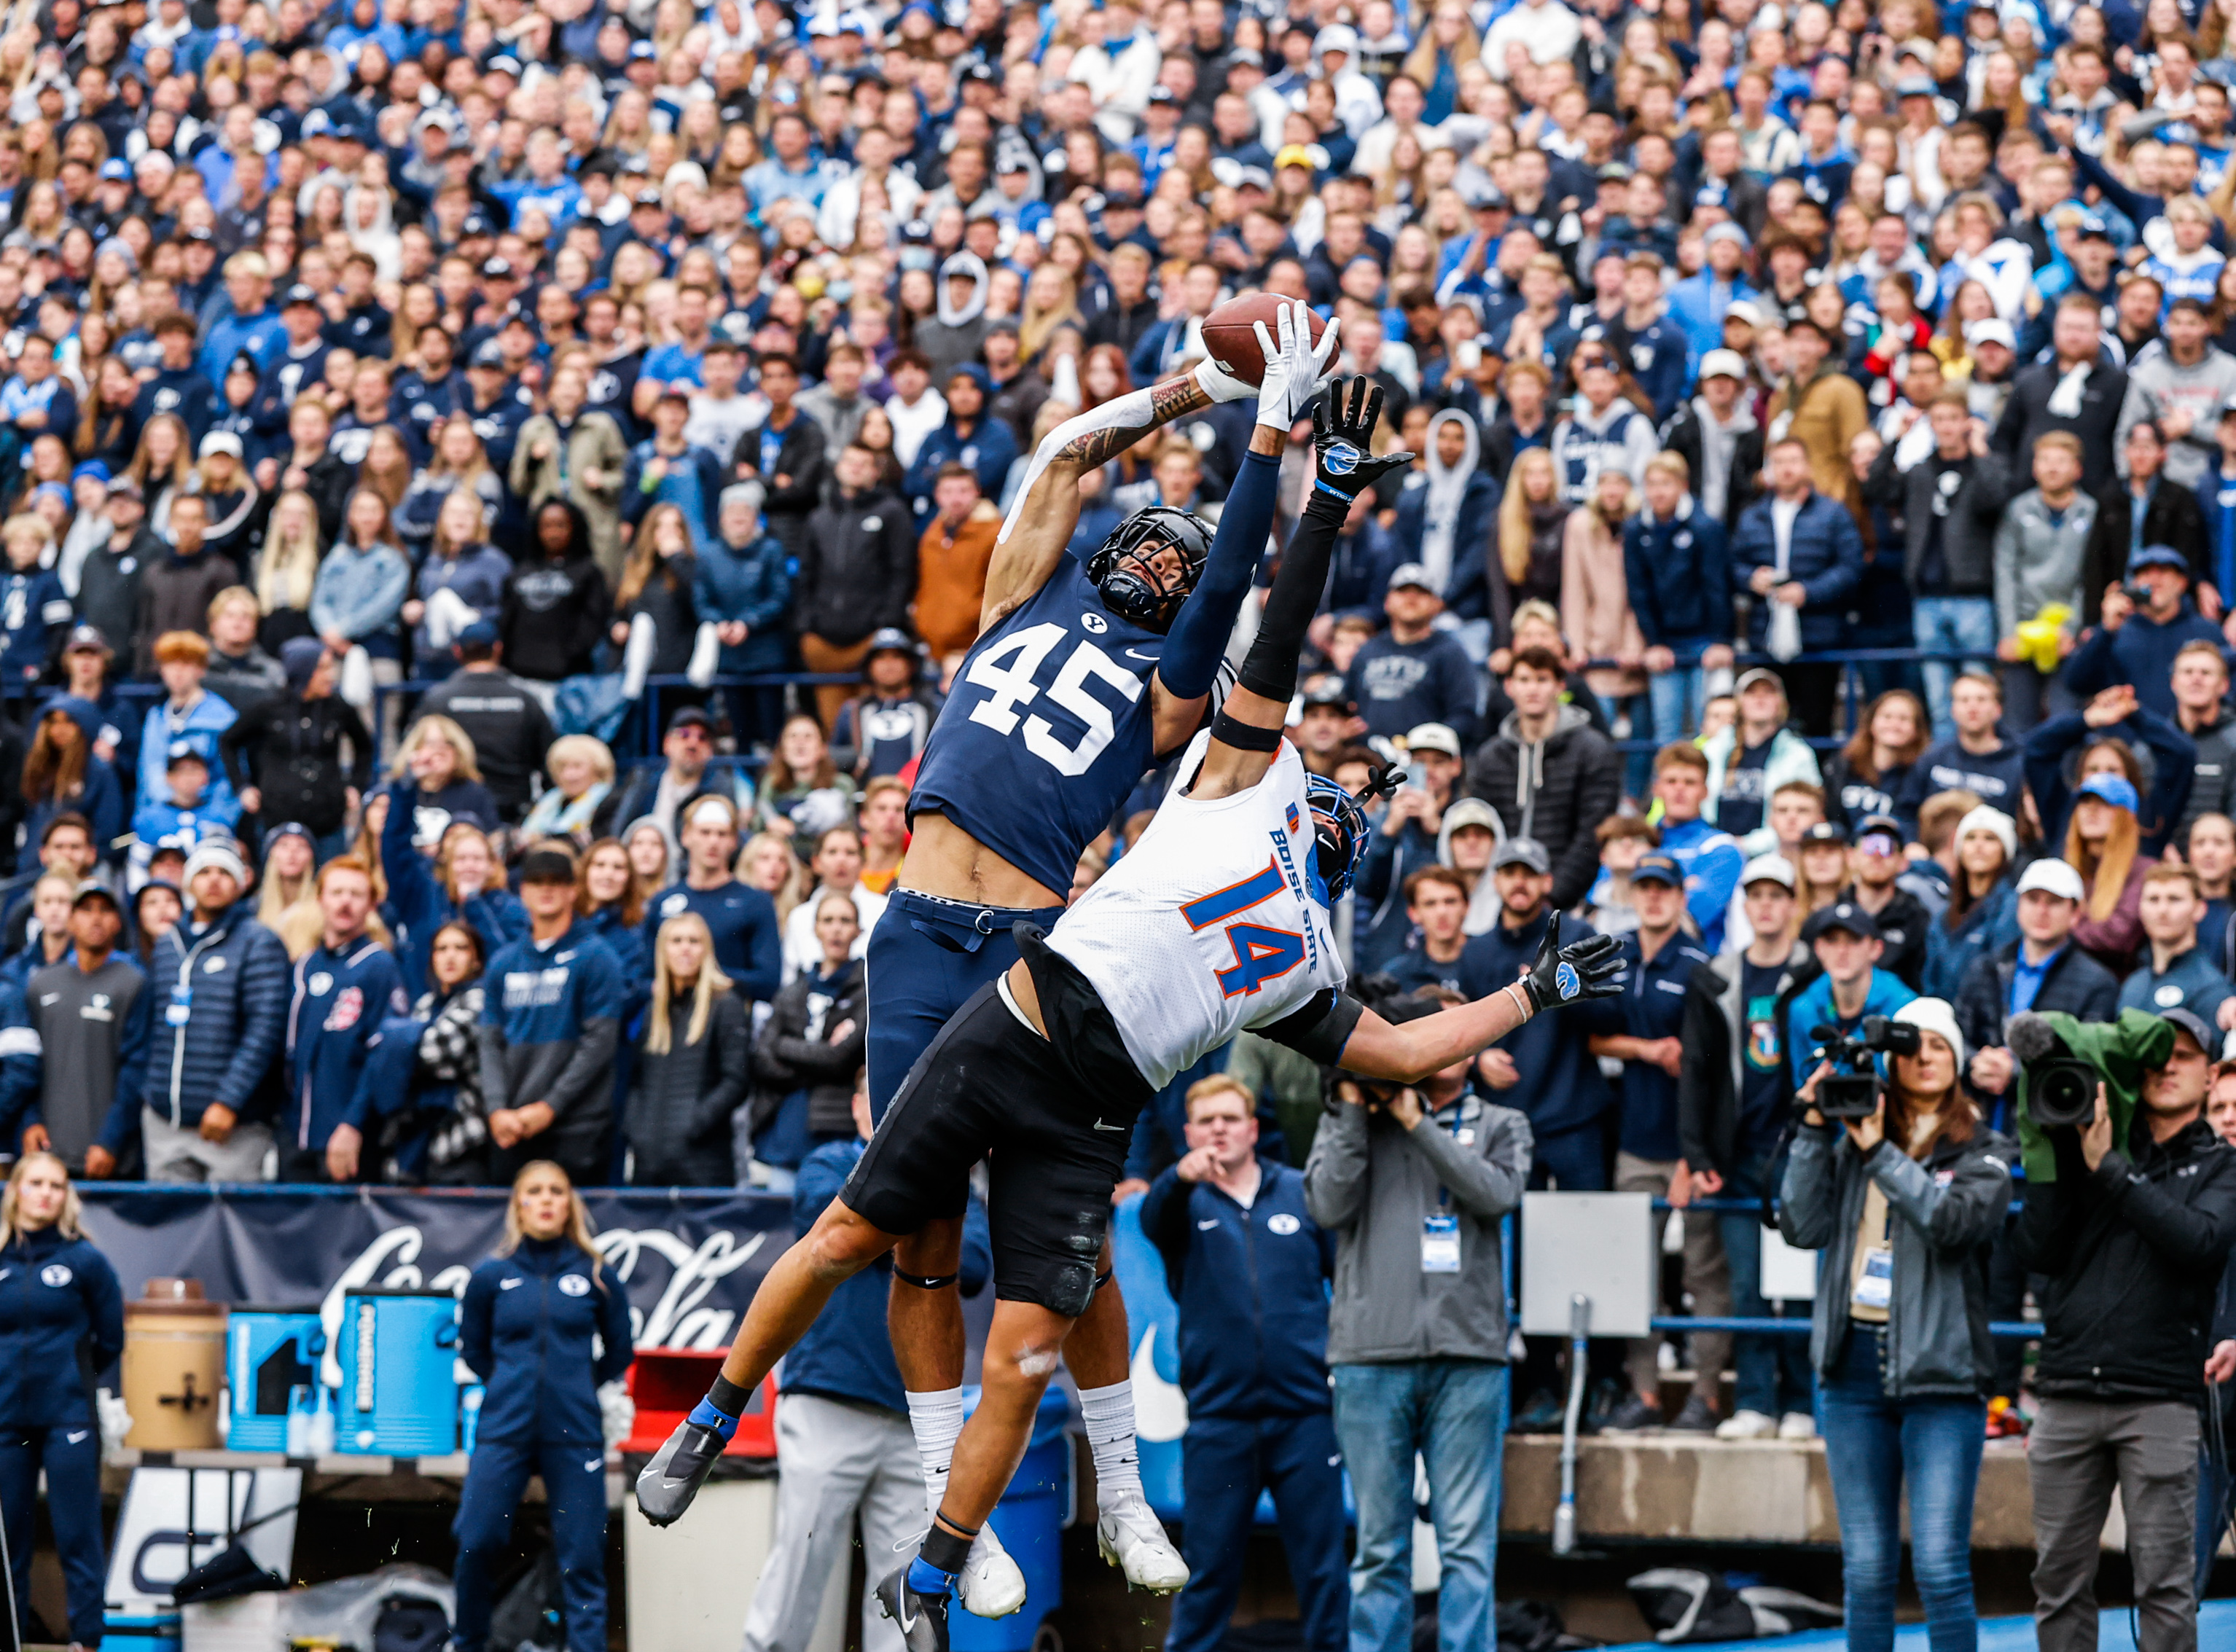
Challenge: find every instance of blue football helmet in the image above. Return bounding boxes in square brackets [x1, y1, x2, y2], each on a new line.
[1085, 506, 1215, 633]
[1306, 764, 1401, 902]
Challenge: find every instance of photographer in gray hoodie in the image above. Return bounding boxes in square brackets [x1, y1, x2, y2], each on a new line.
[1303, 987, 1530, 1652]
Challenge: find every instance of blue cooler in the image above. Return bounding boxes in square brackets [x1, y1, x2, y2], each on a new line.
[948, 1386, 1071, 1652]
[335, 1288, 459, 1456]
[103, 1612, 180, 1650]
[226, 1307, 325, 1452]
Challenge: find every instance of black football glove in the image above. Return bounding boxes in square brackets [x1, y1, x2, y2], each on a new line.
[1522, 912, 1623, 1012]
[1308, 377, 1413, 512]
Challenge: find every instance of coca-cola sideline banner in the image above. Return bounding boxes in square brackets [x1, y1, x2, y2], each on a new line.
[75, 1186, 792, 1355]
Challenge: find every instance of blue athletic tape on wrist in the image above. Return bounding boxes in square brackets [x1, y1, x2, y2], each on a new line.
[689, 1372, 752, 1441]
[907, 1556, 957, 1596]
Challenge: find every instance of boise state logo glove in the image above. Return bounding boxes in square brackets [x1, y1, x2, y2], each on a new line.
[1523, 914, 1623, 1012]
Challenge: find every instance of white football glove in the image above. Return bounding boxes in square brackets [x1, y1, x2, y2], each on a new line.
[1193, 351, 1254, 404]
[1254, 298, 1341, 431]
[598, 1379, 636, 1449]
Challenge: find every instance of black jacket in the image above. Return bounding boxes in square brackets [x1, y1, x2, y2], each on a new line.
[1837, 882, 1931, 992]
[499, 554, 611, 682]
[1677, 943, 1820, 1178]
[1862, 445, 2014, 598]
[795, 485, 916, 646]
[1992, 358, 2130, 497]
[1954, 940, 2123, 1093]
[751, 958, 868, 1140]
[2014, 1116, 2236, 1404]
[74, 525, 161, 671]
[217, 691, 373, 837]
[1660, 400, 1764, 531]
[625, 989, 751, 1187]
[2082, 477, 2210, 624]
[416, 668, 558, 823]
[735, 413, 829, 554]
[1461, 705, 1623, 910]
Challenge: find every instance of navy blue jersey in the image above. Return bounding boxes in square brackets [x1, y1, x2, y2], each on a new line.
[639, 879, 781, 1004]
[284, 938, 410, 1154]
[0, 1228, 122, 1428]
[910, 559, 1170, 897]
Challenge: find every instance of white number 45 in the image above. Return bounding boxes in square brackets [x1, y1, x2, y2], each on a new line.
[964, 622, 1144, 778]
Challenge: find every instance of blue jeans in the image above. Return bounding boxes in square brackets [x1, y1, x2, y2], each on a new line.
[2199, 1444, 2233, 1598]
[1913, 597, 1998, 740]
[1647, 650, 1717, 743]
[1818, 1331, 1986, 1652]
[1716, 1156, 1812, 1417]
[1332, 1361, 1508, 1652]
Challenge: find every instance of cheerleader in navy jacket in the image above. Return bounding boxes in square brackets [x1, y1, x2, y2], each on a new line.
[0, 1152, 122, 1648]
[454, 1161, 634, 1652]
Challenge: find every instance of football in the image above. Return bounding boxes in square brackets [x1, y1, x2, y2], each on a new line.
[1199, 293, 1332, 388]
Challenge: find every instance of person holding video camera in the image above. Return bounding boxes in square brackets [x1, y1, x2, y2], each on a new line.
[1780, 998, 2013, 1652]
[2015, 1005, 2236, 1652]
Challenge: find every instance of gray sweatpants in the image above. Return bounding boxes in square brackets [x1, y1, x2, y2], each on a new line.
[141, 1108, 275, 1183]
[743, 1393, 927, 1652]
[2029, 1395, 2200, 1652]
[1613, 1152, 1731, 1406]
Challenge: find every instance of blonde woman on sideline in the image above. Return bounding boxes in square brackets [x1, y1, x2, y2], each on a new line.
[454, 1162, 633, 1652]
[0, 1151, 123, 1651]
[628, 912, 751, 1186]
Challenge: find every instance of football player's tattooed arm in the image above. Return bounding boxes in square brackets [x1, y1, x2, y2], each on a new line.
[974, 373, 1213, 636]
[1192, 377, 1411, 802]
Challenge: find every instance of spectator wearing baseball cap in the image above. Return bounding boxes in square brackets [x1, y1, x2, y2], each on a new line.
[1668, 215, 1762, 372]
[1343, 561, 1477, 746]
[2063, 540, 2224, 725]
[2052, 770, 2163, 978]
[1835, 815, 1933, 993]
[1596, 851, 1723, 1433]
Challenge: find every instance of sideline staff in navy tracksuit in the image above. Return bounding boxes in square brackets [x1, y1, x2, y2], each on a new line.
[1138, 1074, 1347, 1652]
[0, 1152, 123, 1648]
[455, 1161, 634, 1652]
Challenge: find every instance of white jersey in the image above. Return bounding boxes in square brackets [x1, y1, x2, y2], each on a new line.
[1047, 732, 1348, 1089]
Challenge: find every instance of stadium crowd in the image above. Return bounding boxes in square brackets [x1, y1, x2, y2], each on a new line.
[3, 0, 2236, 1643]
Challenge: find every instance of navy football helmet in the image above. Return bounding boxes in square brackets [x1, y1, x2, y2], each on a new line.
[1084, 506, 1215, 633]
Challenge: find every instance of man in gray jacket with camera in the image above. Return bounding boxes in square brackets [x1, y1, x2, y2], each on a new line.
[1303, 987, 1530, 1652]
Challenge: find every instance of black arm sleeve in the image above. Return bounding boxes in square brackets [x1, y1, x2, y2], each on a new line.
[1236, 490, 1348, 705]
[1254, 987, 1364, 1065]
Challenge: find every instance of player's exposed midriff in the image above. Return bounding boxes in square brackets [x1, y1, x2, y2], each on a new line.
[899, 811, 1069, 911]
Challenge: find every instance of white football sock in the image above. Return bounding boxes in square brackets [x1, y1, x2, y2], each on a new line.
[1077, 1380, 1144, 1506]
[904, 1387, 966, 1511]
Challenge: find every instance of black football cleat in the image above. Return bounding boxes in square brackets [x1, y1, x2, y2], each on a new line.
[633, 1418, 725, 1526]
[875, 1563, 953, 1652]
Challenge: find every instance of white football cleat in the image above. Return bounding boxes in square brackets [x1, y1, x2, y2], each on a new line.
[1097, 1492, 1189, 1593]
[959, 1523, 1027, 1618]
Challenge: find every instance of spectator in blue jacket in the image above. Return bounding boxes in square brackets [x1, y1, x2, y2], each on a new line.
[2065, 545, 2227, 724]
[1140, 1073, 1347, 1652]
[902, 367, 1019, 517]
[1667, 223, 1758, 367]
[375, 781, 526, 999]
[139, 835, 291, 1181]
[743, 1076, 995, 1652]
[697, 483, 796, 754]
[622, 389, 728, 544]
[1785, 901, 1919, 1090]
[1731, 437, 1866, 736]
[479, 846, 626, 1185]
[283, 857, 410, 1183]
[454, 1162, 634, 1652]
[1343, 565, 1478, 745]
[0, 514, 72, 714]
[137, 630, 241, 825]
[1623, 454, 1735, 743]
[639, 794, 783, 1007]
[1391, 412, 1498, 615]
[130, 313, 221, 453]
[0, 1154, 122, 1651]
[310, 488, 412, 741]
[21, 697, 125, 864]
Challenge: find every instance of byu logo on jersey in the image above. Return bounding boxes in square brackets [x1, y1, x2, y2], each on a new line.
[1267, 1213, 1302, 1236]
[558, 1274, 591, 1296]
[1081, 612, 1108, 633]
[1321, 441, 1361, 476]
[39, 1264, 71, 1288]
